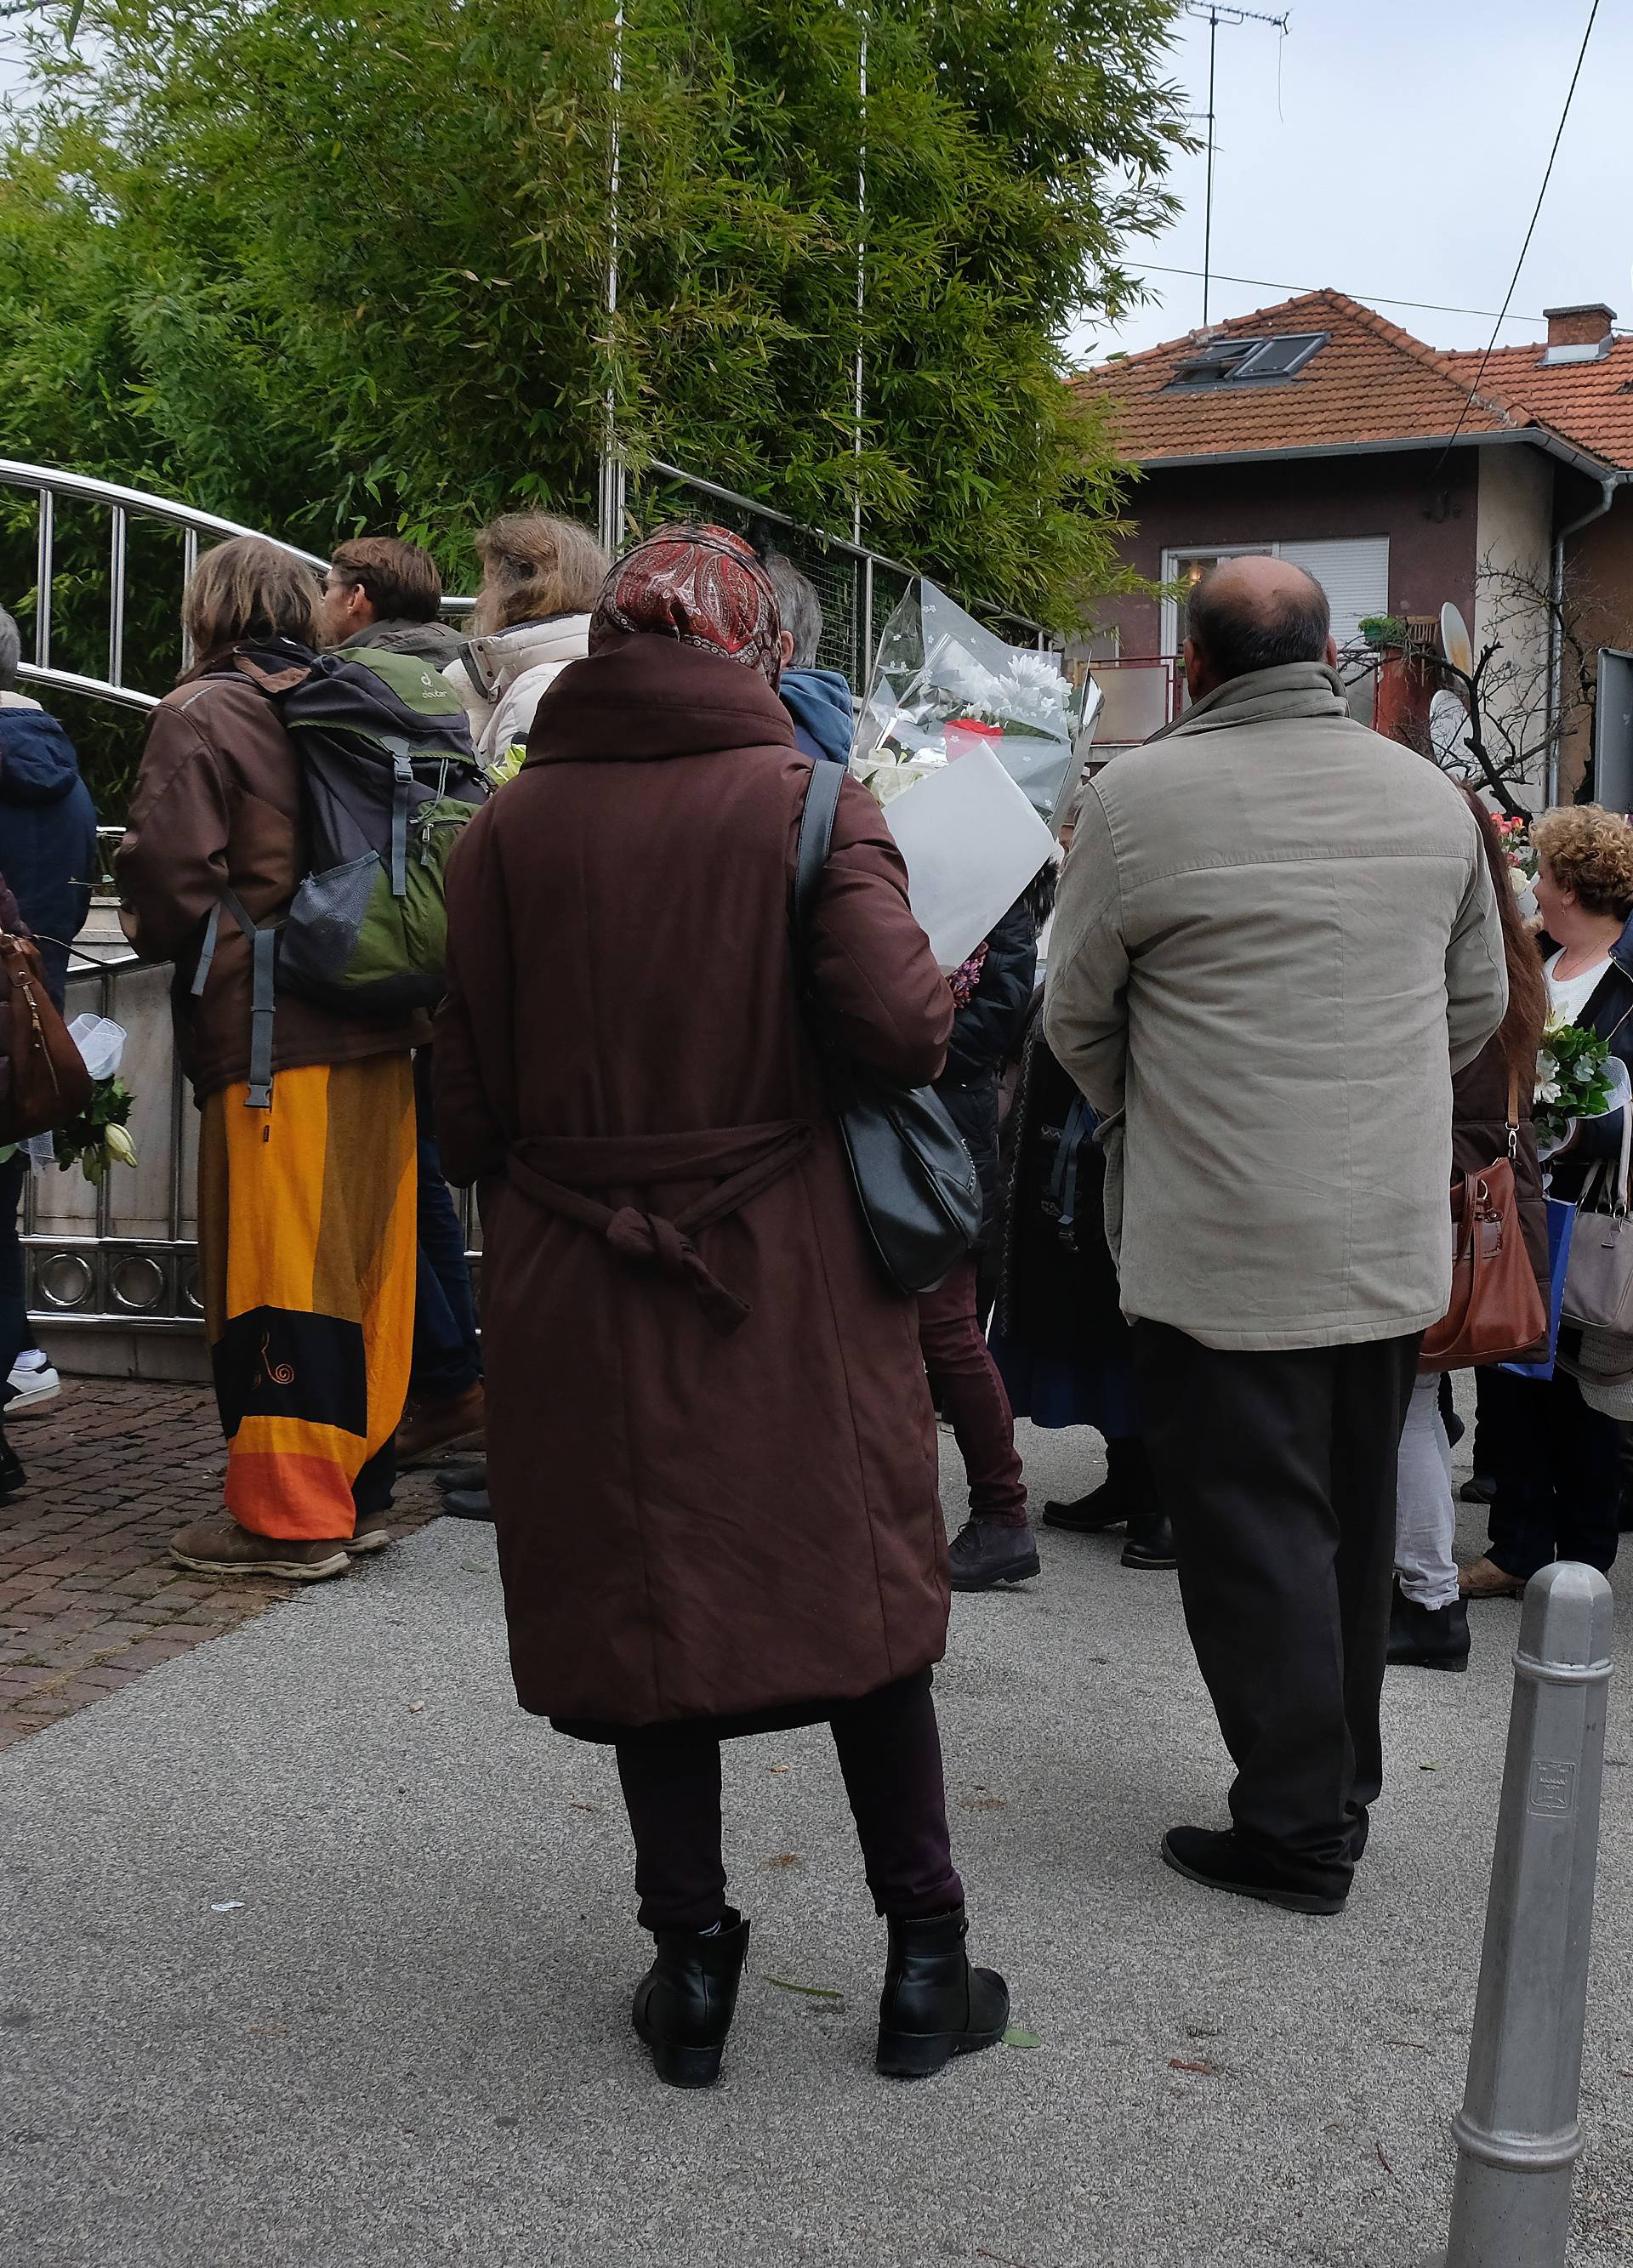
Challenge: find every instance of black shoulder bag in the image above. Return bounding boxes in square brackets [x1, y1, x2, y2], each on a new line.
[794, 760, 982, 1294]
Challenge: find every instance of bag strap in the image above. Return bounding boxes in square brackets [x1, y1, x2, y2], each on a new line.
[193, 890, 276, 1111]
[794, 760, 844, 938]
[1505, 1066, 1520, 1162]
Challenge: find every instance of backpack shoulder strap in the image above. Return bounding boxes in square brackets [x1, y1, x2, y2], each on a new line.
[190, 888, 277, 1111]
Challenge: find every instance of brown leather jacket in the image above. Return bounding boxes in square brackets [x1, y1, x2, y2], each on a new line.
[114, 649, 429, 1101]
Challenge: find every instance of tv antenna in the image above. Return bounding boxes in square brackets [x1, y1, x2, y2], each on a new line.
[1184, 5, 1291, 327]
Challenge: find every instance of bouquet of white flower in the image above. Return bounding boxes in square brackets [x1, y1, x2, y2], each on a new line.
[1534, 1011, 1616, 1148]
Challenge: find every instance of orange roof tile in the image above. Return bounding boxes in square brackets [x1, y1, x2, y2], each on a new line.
[1078, 288, 1527, 463]
[1442, 336, 1633, 470]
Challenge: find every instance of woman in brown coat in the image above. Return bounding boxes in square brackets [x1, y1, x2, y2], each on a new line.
[435, 526, 1008, 2089]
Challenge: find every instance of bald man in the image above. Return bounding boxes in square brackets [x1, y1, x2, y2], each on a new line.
[1044, 556, 1505, 1916]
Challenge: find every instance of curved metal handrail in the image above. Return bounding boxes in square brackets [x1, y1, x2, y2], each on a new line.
[0, 456, 475, 716]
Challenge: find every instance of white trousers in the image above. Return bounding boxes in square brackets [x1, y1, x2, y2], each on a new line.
[1394, 1373, 1459, 1609]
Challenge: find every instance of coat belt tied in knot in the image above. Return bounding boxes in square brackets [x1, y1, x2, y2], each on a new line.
[504, 1120, 816, 1337]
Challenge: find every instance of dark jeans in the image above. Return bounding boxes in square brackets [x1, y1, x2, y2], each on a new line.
[613, 1668, 964, 1933]
[412, 1053, 481, 1401]
[918, 1258, 1027, 1526]
[1135, 1320, 1420, 1897]
[0, 1155, 29, 1388]
[1482, 1364, 1621, 1580]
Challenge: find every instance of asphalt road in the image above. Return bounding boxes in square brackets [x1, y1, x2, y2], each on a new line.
[3, 1418, 1631, 2268]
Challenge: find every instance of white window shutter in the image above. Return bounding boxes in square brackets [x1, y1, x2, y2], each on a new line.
[1277, 537, 1391, 647]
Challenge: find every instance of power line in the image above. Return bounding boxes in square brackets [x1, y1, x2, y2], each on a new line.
[1132, 263, 1548, 331]
[1436, 0, 1601, 472]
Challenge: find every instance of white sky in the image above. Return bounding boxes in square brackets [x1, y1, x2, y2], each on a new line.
[1068, 0, 1631, 369]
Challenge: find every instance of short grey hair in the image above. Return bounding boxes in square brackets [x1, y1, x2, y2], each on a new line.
[0, 608, 20, 691]
[760, 553, 822, 669]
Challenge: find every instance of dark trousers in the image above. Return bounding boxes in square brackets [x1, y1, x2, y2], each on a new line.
[1134, 1320, 1420, 1896]
[411, 1053, 481, 1401]
[613, 1668, 964, 1933]
[1482, 1364, 1621, 1580]
[918, 1258, 1027, 1525]
[0, 1155, 28, 1387]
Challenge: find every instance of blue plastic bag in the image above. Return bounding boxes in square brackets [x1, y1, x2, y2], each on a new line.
[1502, 1196, 1576, 1381]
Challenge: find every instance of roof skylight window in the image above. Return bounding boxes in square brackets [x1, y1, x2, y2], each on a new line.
[1166, 332, 1329, 391]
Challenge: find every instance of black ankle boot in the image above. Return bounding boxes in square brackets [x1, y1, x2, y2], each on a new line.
[875, 1906, 1009, 2079]
[1386, 1579, 1471, 1672]
[1043, 1435, 1147, 1533]
[632, 1910, 750, 2088]
[1122, 1503, 1176, 1571]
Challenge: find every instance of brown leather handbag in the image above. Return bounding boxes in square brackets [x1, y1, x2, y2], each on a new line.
[0, 929, 92, 1142]
[1419, 1074, 1548, 1373]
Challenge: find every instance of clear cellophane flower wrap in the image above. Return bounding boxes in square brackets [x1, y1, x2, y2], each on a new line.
[853, 580, 1080, 826]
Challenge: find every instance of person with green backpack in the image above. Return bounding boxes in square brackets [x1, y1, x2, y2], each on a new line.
[115, 536, 486, 1577]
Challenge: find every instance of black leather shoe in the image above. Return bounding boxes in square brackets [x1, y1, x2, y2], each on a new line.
[947, 1519, 1040, 1590]
[437, 1461, 486, 1495]
[1459, 1474, 1497, 1505]
[440, 1488, 493, 1522]
[1161, 1825, 1347, 1916]
[1386, 1579, 1471, 1671]
[876, 1906, 1009, 2079]
[1122, 1507, 1177, 1571]
[632, 1910, 751, 2089]
[1041, 1476, 1126, 1532]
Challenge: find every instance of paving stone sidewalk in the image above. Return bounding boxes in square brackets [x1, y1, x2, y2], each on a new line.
[0, 1378, 436, 1751]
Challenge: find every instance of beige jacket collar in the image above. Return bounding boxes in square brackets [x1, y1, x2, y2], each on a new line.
[1154, 662, 1349, 742]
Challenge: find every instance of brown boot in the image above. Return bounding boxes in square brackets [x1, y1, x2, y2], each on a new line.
[394, 1384, 485, 1469]
[170, 1515, 351, 1580]
[1459, 1555, 1525, 1600]
[347, 1509, 393, 1554]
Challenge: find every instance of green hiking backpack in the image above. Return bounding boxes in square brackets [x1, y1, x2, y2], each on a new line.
[192, 638, 489, 1106]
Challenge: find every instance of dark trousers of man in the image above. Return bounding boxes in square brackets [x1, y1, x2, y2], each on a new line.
[613, 1668, 964, 1932]
[1134, 1321, 1420, 1899]
[1480, 1364, 1621, 1580]
[412, 1052, 482, 1401]
[918, 1259, 1028, 1525]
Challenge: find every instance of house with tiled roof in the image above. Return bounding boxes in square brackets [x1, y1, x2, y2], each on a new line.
[1077, 288, 1632, 799]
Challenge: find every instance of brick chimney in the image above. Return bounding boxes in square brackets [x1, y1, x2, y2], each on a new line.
[1544, 303, 1615, 349]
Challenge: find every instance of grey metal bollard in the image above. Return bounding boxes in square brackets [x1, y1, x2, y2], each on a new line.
[1427, 1560, 1614, 2268]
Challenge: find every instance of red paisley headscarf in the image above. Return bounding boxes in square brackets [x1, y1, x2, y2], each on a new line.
[589, 523, 783, 685]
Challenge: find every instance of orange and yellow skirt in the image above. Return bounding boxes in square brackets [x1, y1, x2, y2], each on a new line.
[198, 1054, 416, 1541]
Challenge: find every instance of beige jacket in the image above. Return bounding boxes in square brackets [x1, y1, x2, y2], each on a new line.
[1043, 663, 1507, 1351]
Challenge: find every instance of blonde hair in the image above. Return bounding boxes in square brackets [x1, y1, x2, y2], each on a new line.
[183, 537, 321, 671]
[469, 513, 607, 636]
[1532, 803, 1633, 920]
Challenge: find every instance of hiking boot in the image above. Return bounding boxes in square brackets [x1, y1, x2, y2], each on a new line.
[394, 1384, 485, 1469]
[347, 1508, 393, 1554]
[1161, 1826, 1347, 1917]
[632, 1910, 751, 2089]
[1459, 1555, 1526, 1601]
[875, 1906, 1009, 2079]
[170, 1515, 351, 1581]
[1122, 1506, 1177, 1572]
[1386, 1578, 1471, 1670]
[947, 1518, 1040, 1590]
